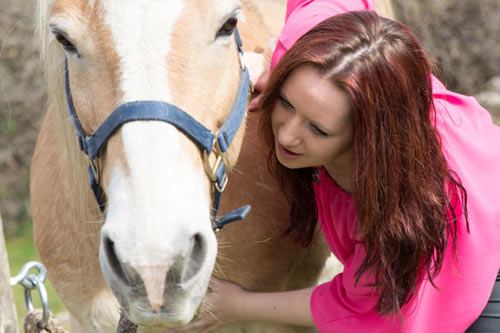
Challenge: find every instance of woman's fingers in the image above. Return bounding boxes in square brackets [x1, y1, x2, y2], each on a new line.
[170, 317, 212, 332]
[253, 68, 270, 93]
[243, 51, 272, 112]
[249, 94, 263, 112]
[171, 315, 224, 332]
[172, 277, 243, 332]
[248, 67, 270, 112]
[243, 52, 266, 84]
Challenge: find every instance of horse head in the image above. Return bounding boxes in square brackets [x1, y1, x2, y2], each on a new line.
[45, 0, 249, 327]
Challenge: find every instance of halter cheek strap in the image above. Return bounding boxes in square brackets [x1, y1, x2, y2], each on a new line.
[64, 28, 251, 231]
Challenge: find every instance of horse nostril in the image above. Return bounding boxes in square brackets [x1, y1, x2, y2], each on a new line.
[104, 236, 130, 286]
[182, 233, 207, 283]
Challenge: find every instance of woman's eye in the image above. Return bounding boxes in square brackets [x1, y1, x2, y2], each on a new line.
[54, 33, 77, 53]
[217, 17, 238, 37]
[310, 123, 328, 137]
[278, 94, 293, 110]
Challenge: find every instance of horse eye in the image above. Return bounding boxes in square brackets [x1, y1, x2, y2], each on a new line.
[55, 33, 77, 53]
[217, 17, 238, 37]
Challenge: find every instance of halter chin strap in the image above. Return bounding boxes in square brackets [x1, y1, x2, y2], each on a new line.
[64, 28, 251, 232]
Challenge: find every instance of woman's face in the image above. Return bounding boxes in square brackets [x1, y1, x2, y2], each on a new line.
[271, 64, 353, 176]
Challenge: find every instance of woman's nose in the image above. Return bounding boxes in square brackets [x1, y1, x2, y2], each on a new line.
[278, 117, 301, 147]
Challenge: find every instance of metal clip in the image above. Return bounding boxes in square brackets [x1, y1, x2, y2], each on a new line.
[10, 261, 51, 328]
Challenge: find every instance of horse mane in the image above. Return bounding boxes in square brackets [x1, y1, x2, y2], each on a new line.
[36, 0, 103, 230]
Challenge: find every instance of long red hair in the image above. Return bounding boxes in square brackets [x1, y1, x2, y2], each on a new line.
[259, 11, 468, 316]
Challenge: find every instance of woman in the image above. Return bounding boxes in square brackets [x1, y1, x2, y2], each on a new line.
[176, 5, 500, 333]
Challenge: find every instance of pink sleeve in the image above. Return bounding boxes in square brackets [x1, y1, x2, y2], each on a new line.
[310, 242, 404, 331]
[271, 0, 375, 70]
[311, 171, 404, 331]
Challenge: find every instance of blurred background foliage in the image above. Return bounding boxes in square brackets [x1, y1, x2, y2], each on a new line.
[1, 0, 500, 326]
[392, 0, 500, 102]
[1, 0, 44, 235]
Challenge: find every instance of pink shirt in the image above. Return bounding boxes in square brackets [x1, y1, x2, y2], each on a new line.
[272, 1, 500, 331]
[270, 0, 374, 70]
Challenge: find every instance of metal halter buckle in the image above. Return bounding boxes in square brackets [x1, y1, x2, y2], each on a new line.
[202, 137, 228, 192]
[215, 173, 228, 193]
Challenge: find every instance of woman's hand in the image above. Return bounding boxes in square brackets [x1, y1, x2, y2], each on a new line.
[172, 278, 246, 332]
[244, 52, 267, 87]
[172, 277, 315, 331]
[248, 66, 270, 112]
[243, 51, 271, 112]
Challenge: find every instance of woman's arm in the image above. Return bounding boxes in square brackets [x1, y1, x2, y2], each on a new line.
[173, 278, 315, 332]
[236, 285, 315, 325]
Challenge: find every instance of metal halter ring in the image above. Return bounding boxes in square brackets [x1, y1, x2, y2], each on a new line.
[10, 261, 50, 328]
[24, 275, 50, 327]
[215, 172, 228, 193]
[203, 137, 224, 183]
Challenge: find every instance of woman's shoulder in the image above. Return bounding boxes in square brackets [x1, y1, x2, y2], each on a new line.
[431, 75, 500, 204]
[431, 75, 500, 159]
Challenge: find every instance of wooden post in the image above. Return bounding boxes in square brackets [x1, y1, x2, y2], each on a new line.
[0, 209, 19, 333]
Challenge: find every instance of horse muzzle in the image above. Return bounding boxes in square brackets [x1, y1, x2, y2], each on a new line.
[99, 224, 216, 327]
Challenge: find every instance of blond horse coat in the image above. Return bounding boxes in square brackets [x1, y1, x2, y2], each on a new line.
[31, 0, 394, 331]
[32, 0, 329, 331]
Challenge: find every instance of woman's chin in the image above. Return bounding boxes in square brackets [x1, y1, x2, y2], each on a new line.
[276, 154, 302, 169]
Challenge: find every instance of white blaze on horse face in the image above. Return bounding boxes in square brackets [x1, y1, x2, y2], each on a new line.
[99, 0, 220, 326]
[102, 0, 185, 100]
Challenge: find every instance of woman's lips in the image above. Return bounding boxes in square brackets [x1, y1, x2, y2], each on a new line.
[278, 144, 302, 160]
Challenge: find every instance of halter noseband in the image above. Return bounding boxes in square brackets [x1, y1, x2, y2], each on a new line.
[64, 28, 251, 232]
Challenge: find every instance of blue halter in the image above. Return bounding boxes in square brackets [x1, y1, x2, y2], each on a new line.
[64, 28, 251, 232]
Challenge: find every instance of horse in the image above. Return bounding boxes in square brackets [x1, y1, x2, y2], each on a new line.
[30, 0, 394, 331]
